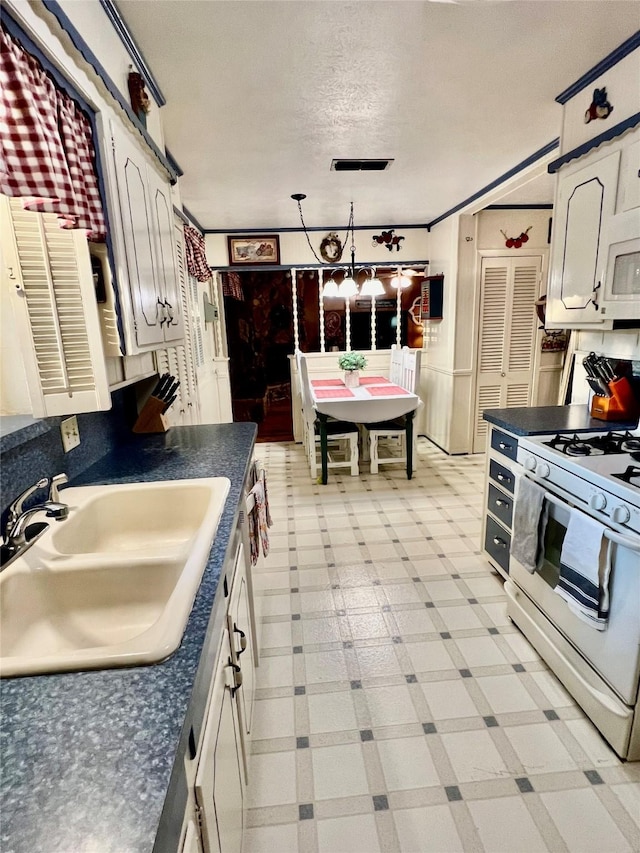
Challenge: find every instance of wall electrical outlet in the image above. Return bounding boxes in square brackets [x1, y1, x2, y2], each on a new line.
[60, 416, 81, 452]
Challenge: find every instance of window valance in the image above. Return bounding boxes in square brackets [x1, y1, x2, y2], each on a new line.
[0, 25, 106, 240]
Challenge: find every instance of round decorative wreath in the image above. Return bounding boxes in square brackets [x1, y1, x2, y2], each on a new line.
[320, 232, 343, 263]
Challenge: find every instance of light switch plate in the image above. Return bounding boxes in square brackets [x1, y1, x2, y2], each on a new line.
[60, 416, 80, 452]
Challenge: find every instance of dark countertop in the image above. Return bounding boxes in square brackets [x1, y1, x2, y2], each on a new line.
[0, 423, 257, 853]
[483, 405, 638, 437]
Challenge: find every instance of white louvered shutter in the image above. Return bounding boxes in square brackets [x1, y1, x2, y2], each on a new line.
[1, 196, 111, 417]
[473, 256, 541, 452]
[154, 225, 200, 425]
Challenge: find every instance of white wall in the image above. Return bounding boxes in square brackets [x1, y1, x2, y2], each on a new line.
[205, 227, 430, 268]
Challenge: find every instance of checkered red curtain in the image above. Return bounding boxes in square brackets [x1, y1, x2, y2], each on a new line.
[0, 25, 107, 240]
[184, 225, 212, 281]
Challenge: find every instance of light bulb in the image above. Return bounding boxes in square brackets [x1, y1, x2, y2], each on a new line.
[338, 275, 357, 297]
[360, 276, 384, 297]
[391, 274, 411, 289]
[322, 279, 340, 298]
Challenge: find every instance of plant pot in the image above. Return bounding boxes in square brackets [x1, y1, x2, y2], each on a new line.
[344, 370, 360, 388]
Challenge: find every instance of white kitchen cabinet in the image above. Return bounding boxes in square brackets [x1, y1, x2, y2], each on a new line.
[108, 120, 184, 353]
[546, 150, 620, 329]
[185, 536, 256, 853]
[0, 196, 111, 417]
[194, 623, 245, 853]
[226, 541, 255, 781]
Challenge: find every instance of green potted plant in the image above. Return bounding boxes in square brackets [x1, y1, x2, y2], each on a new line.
[338, 352, 367, 387]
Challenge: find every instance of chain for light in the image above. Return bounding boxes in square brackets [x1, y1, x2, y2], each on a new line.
[295, 197, 355, 266]
[295, 198, 324, 264]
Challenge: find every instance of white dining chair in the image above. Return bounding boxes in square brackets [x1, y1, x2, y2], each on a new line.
[368, 347, 422, 476]
[298, 355, 359, 479]
[389, 345, 403, 385]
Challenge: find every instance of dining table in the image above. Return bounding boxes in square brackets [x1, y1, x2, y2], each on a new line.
[309, 376, 420, 483]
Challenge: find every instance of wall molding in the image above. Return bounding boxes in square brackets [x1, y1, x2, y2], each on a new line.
[427, 139, 560, 229]
[205, 223, 431, 235]
[548, 113, 640, 173]
[98, 0, 166, 106]
[209, 259, 430, 273]
[40, 1, 177, 183]
[423, 364, 473, 377]
[555, 31, 640, 105]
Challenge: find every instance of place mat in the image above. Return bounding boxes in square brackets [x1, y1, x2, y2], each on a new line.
[358, 376, 389, 385]
[314, 387, 354, 399]
[366, 384, 410, 396]
[311, 379, 345, 387]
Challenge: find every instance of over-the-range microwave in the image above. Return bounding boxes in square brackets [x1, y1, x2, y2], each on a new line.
[600, 213, 640, 320]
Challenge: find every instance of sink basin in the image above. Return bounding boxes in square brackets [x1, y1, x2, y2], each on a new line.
[0, 477, 230, 677]
[48, 480, 223, 556]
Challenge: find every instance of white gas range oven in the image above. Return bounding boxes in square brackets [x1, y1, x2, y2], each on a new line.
[505, 429, 640, 760]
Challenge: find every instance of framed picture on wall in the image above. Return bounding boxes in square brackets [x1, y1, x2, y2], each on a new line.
[227, 235, 280, 265]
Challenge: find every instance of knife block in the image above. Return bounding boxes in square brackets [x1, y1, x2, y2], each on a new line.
[132, 395, 170, 434]
[590, 377, 639, 422]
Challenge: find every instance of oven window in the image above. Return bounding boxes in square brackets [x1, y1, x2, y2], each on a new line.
[539, 516, 566, 588]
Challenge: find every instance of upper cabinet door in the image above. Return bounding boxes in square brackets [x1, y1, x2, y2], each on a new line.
[146, 166, 184, 342]
[546, 150, 620, 329]
[108, 120, 184, 352]
[111, 126, 164, 349]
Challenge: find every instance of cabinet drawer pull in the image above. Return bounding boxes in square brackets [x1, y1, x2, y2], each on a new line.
[495, 499, 508, 507]
[228, 659, 243, 696]
[496, 473, 511, 484]
[233, 623, 247, 656]
[498, 442, 512, 451]
[493, 536, 507, 548]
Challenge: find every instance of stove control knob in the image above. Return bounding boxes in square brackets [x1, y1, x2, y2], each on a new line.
[589, 492, 607, 511]
[612, 504, 631, 525]
[523, 456, 536, 472]
[537, 462, 550, 479]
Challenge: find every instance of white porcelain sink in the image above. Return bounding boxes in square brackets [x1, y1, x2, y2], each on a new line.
[0, 478, 230, 677]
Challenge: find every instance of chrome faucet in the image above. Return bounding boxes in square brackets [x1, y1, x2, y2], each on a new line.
[5, 501, 69, 548]
[2, 475, 70, 567]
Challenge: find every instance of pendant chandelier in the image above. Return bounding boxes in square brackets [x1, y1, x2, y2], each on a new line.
[291, 193, 384, 299]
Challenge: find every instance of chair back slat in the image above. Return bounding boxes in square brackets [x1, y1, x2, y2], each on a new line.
[400, 347, 422, 394]
[389, 346, 403, 384]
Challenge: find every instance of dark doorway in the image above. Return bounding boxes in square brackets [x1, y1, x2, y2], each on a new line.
[223, 270, 295, 442]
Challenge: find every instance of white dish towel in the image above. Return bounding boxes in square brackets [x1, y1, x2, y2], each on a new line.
[554, 509, 611, 630]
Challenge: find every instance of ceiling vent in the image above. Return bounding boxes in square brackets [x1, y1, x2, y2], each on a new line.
[331, 159, 393, 172]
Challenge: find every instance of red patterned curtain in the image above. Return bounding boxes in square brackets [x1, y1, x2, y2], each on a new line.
[184, 225, 212, 281]
[0, 25, 107, 240]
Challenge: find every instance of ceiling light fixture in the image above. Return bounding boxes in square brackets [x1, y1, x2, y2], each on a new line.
[291, 193, 384, 300]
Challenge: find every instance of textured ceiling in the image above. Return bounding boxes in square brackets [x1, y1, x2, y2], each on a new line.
[116, 0, 639, 231]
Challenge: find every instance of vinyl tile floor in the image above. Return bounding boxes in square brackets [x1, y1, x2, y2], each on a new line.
[244, 439, 640, 853]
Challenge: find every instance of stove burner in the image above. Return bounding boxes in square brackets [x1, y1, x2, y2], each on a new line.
[612, 465, 640, 487]
[567, 442, 600, 457]
[543, 431, 640, 457]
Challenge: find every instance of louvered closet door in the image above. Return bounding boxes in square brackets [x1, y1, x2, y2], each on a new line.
[155, 224, 200, 425]
[1, 196, 111, 417]
[473, 256, 541, 453]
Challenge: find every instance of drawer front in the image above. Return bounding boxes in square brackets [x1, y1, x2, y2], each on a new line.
[489, 459, 515, 494]
[484, 516, 511, 574]
[490, 428, 518, 462]
[488, 483, 513, 528]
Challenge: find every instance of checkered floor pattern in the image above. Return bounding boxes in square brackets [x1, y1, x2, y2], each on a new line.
[244, 439, 640, 853]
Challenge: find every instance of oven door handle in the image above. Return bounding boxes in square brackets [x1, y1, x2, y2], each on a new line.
[604, 528, 640, 553]
[530, 477, 640, 553]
